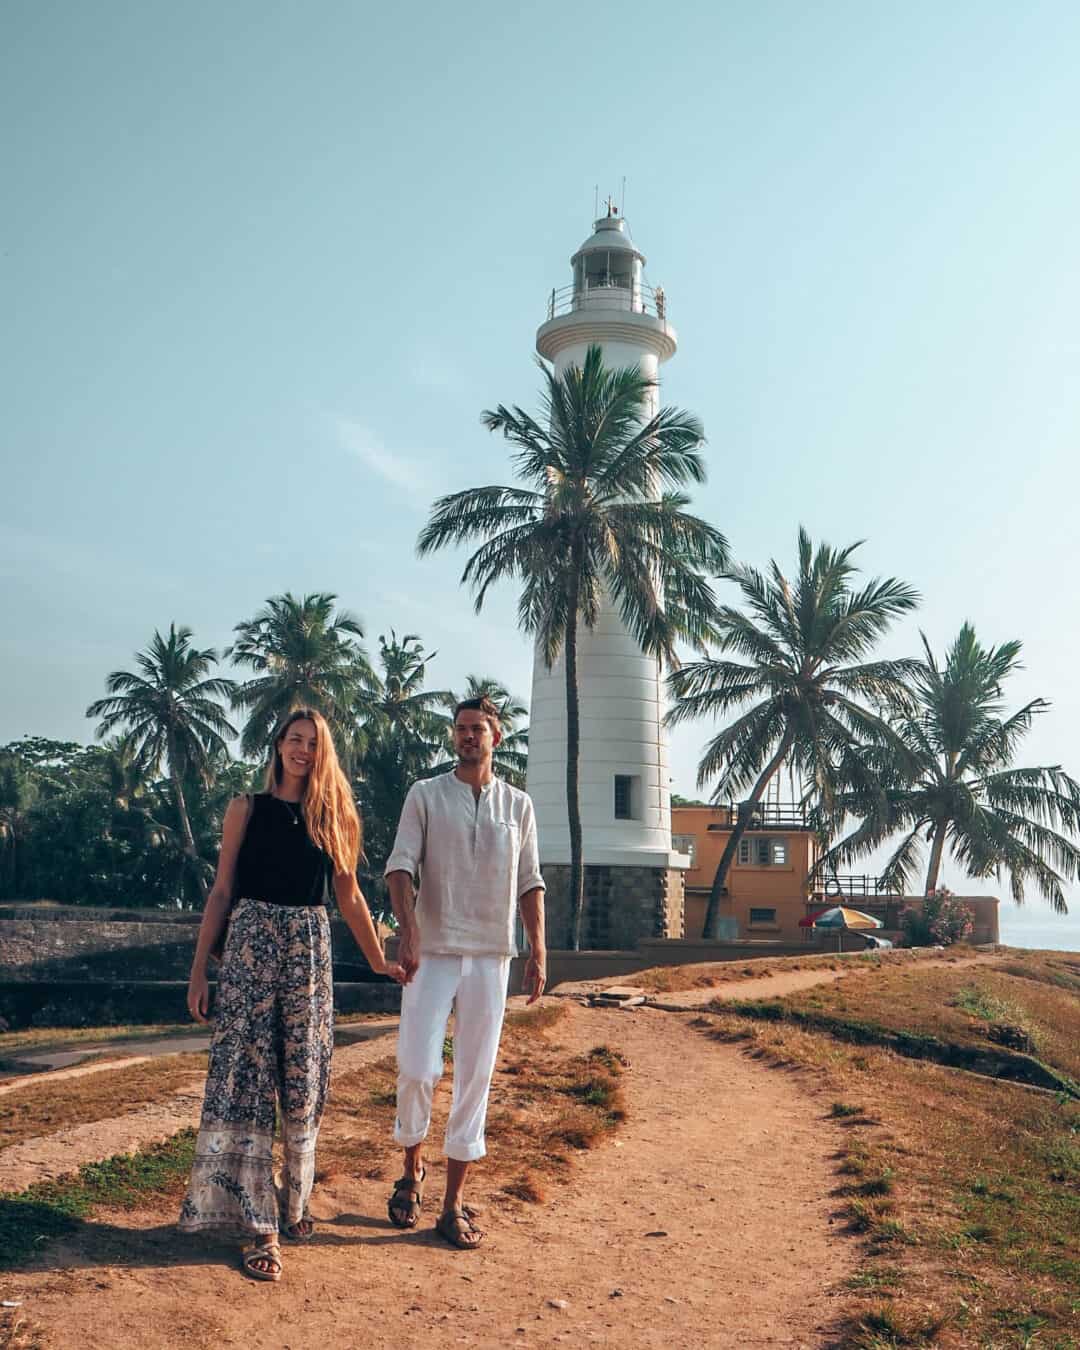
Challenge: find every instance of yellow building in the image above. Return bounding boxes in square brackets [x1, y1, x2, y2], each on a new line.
[671, 802, 1000, 945]
[672, 802, 821, 942]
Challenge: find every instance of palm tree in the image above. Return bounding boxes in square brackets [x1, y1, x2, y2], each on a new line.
[418, 344, 729, 949]
[87, 625, 236, 902]
[353, 634, 448, 914]
[363, 632, 449, 753]
[439, 675, 529, 787]
[824, 624, 1080, 912]
[228, 592, 373, 760]
[666, 528, 920, 938]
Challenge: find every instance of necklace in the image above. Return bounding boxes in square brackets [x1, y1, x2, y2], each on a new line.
[276, 796, 303, 825]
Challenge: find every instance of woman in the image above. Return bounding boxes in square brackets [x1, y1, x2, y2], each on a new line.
[179, 707, 403, 1282]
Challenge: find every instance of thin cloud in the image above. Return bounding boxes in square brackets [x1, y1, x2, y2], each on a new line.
[334, 418, 428, 494]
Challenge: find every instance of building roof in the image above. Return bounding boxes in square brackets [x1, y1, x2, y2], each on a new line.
[571, 213, 646, 264]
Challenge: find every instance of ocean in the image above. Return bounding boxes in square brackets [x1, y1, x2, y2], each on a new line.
[997, 903, 1080, 953]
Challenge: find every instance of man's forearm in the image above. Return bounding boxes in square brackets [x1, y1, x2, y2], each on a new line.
[387, 870, 419, 934]
[518, 887, 546, 957]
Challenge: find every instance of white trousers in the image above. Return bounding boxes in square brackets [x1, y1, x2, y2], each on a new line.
[394, 953, 511, 1162]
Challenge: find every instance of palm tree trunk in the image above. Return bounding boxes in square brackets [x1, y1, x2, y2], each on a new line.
[565, 558, 585, 952]
[702, 730, 795, 939]
[167, 739, 206, 905]
[924, 820, 947, 895]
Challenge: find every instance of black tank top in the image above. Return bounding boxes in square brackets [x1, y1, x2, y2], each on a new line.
[233, 793, 333, 908]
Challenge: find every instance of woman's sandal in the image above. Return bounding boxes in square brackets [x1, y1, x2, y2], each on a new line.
[241, 1239, 283, 1282]
[281, 1216, 314, 1243]
[387, 1168, 425, 1229]
[434, 1207, 484, 1250]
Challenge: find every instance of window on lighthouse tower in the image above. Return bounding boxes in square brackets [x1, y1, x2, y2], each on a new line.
[614, 775, 640, 820]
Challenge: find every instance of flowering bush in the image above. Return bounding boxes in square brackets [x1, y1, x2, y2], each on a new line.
[900, 887, 975, 947]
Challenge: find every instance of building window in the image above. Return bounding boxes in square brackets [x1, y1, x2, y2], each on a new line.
[614, 775, 637, 820]
[749, 907, 777, 924]
[739, 836, 788, 866]
[672, 833, 697, 867]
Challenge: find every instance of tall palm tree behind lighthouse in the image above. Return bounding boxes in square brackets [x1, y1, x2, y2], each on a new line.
[528, 202, 691, 947]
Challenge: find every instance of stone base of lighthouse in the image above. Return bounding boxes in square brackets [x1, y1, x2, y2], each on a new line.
[541, 863, 685, 950]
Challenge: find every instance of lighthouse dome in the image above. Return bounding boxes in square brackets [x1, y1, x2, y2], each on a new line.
[571, 212, 645, 265]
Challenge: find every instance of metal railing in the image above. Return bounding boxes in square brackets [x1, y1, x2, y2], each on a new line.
[811, 874, 896, 899]
[545, 280, 669, 322]
[702, 800, 813, 831]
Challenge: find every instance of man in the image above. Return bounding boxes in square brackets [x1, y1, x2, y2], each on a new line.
[384, 695, 546, 1249]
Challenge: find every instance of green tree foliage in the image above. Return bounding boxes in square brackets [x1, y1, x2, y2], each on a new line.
[86, 626, 237, 904]
[667, 529, 920, 938]
[418, 345, 728, 948]
[228, 592, 374, 762]
[825, 624, 1080, 912]
[354, 632, 448, 913]
[0, 735, 250, 908]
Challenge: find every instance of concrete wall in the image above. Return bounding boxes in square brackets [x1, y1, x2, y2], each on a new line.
[0, 905, 386, 983]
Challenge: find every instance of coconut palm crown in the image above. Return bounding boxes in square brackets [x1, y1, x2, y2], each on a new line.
[666, 528, 921, 938]
[86, 624, 236, 900]
[417, 344, 729, 948]
[228, 591, 373, 760]
[823, 624, 1080, 912]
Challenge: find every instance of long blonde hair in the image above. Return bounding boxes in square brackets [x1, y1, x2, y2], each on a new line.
[265, 707, 361, 874]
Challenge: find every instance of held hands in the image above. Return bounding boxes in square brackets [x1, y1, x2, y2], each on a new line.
[187, 969, 210, 1024]
[524, 952, 547, 1006]
[380, 959, 408, 985]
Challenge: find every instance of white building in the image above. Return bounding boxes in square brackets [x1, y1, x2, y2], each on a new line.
[526, 206, 689, 946]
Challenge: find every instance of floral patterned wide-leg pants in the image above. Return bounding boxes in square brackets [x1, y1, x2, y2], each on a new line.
[178, 898, 333, 1237]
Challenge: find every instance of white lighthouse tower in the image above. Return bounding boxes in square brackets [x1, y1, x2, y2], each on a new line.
[526, 204, 688, 948]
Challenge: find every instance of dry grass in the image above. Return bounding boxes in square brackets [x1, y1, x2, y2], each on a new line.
[317, 1002, 628, 1208]
[0, 1054, 207, 1151]
[630, 945, 981, 995]
[779, 958, 1080, 1084]
[691, 952, 1080, 1347]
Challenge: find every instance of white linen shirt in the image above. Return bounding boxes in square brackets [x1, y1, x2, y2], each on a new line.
[384, 772, 545, 957]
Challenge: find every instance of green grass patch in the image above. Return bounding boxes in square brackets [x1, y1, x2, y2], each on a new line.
[843, 1264, 904, 1293]
[0, 1129, 196, 1269]
[954, 983, 1013, 1022]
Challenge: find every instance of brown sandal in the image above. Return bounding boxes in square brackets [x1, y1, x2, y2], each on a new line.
[282, 1217, 314, 1243]
[388, 1169, 425, 1228]
[435, 1207, 484, 1250]
[241, 1239, 282, 1282]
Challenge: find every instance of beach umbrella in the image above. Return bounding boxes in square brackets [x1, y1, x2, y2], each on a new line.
[812, 906, 883, 950]
[812, 906, 883, 930]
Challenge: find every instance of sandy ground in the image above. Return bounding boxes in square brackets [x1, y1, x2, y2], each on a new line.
[2, 998, 859, 1349]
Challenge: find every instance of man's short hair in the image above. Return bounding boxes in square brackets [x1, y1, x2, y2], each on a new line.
[453, 695, 502, 731]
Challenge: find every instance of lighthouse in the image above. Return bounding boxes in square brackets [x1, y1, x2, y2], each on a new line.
[526, 204, 688, 948]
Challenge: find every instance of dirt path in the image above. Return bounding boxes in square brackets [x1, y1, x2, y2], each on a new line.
[5, 1002, 855, 1348]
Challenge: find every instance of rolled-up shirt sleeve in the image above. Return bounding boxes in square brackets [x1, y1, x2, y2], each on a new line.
[516, 796, 545, 898]
[385, 783, 426, 879]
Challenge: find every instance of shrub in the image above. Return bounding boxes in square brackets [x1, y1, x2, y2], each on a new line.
[900, 888, 974, 947]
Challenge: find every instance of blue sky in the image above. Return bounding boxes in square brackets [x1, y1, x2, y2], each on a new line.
[4, 1, 1079, 946]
